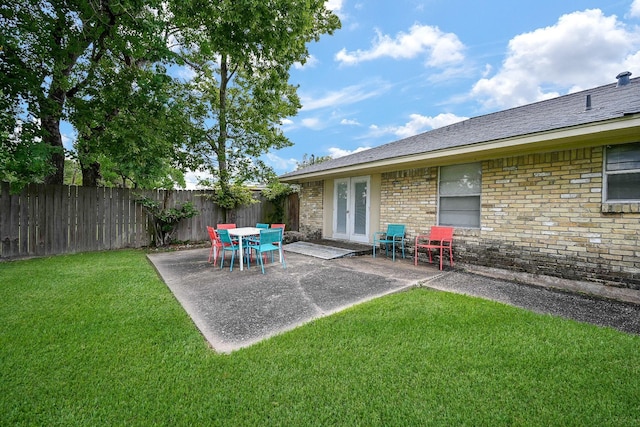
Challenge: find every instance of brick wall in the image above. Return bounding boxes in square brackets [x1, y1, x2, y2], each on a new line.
[299, 180, 324, 239]
[376, 147, 640, 289]
[379, 167, 437, 238]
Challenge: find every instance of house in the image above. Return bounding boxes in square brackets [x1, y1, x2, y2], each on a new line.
[279, 72, 640, 290]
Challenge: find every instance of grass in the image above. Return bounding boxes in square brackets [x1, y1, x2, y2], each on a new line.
[1, 250, 639, 426]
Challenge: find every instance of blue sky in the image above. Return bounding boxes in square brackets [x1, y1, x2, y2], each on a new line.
[259, 0, 640, 179]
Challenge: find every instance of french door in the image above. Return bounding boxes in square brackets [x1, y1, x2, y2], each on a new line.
[333, 176, 370, 243]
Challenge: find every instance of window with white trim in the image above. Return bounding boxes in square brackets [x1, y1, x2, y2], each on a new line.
[604, 142, 640, 202]
[438, 162, 481, 228]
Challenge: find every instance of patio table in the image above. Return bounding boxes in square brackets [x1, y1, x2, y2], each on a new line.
[227, 227, 261, 271]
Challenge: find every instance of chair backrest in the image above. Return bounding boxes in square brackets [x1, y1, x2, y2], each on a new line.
[256, 223, 270, 229]
[271, 224, 285, 240]
[207, 226, 217, 242]
[386, 224, 405, 236]
[216, 228, 234, 245]
[429, 226, 454, 243]
[259, 229, 281, 246]
[217, 223, 237, 230]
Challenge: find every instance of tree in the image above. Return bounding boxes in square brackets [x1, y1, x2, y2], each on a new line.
[70, 63, 195, 189]
[1, 0, 340, 194]
[296, 153, 333, 170]
[176, 0, 340, 206]
[1, 0, 177, 186]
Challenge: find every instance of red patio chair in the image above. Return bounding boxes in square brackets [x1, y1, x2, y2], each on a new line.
[270, 223, 286, 260]
[216, 223, 237, 229]
[414, 226, 454, 270]
[207, 226, 223, 266]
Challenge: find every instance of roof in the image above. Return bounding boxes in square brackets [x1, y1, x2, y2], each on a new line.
[280, 75, 640, 182]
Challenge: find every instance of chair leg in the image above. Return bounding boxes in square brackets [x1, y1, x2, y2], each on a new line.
[257, 249, 265, 274]
[281, 248, 286, 269]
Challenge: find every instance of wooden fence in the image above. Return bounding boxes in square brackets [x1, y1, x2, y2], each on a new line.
[0, 182, 298, 260]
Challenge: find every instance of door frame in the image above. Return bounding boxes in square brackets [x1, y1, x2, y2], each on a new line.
[332, 176, 370, 243]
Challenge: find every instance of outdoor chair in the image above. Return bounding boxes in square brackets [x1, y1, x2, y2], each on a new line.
[373, 224, 406, 261]
[206, 226, 223, 266]
[270, 223, 286, 259]
[217, 228, 250, 271]
[249, 229, 286, 274]
[256, 223, 270, 229]
[217, 223, 237, 229]
[414, 226, 454, 270]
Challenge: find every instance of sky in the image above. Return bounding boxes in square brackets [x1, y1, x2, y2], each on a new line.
[259, 0, 640, 179]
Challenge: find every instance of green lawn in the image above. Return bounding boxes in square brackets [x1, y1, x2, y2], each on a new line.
[1, 250, 639, 426]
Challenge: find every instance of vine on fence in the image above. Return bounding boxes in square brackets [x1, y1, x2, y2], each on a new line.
[262, 181, 297, 225]
[135, 194, 199, 246]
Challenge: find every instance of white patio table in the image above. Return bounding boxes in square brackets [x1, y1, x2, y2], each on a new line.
[227, 227, 261, 271]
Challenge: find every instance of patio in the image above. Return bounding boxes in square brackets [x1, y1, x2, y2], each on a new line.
[147, 244, 438, 353]
[147, 241, 640, 353]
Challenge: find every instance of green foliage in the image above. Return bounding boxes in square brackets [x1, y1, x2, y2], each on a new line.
[203, 181, 258, 211]
[296, 153, 333, 170]
[63, 159, 82, 186]
[262, 180, 297, 223]
[135, 194, 199, 246]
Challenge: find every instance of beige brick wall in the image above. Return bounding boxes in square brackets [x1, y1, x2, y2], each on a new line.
[375, 147, 640, 289]
[379, 167, 438, 238]
[299, 180, 324, 239]
[477, 146, 640, 287]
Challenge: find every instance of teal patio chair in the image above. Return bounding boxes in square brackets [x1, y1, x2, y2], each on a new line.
[373, 224, 406, 261]
[217, 228, 250, 271]
[249, 229, 286, 274]
[256, 223, 270, 229]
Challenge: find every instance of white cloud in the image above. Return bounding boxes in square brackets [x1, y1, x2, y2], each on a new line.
[340, 118, 361, 126]
[300, 80, 392, 111]
[631, 0, 640, 18]
[328, 146, 371, 158]
[471, 9, 640, 110]
[301, 117, 324, 130]
[368, 113, 468, 139]
[335, 24, 465, 67]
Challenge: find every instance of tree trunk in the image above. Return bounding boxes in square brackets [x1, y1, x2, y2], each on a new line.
[81, 161, 102, 187]
[41, 114, 65, 185]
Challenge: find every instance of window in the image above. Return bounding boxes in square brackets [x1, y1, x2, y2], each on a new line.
[438, 162, 481, 228]
[604, 142, 640, 202]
